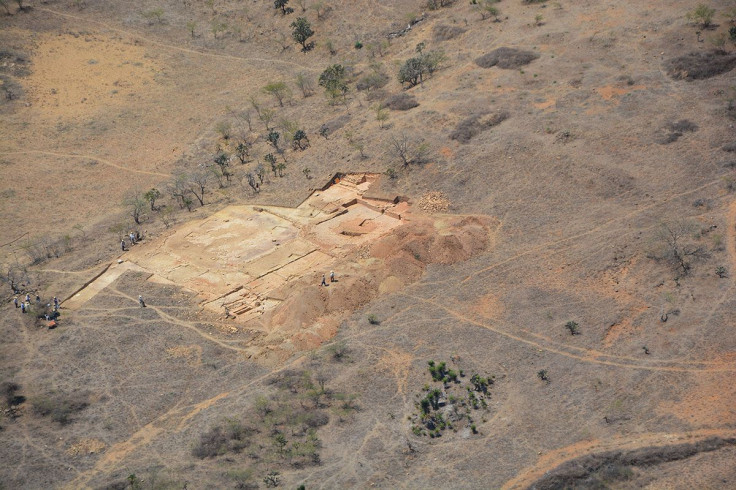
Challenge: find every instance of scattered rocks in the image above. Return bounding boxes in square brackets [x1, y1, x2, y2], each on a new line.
[417, 192, 450, 213]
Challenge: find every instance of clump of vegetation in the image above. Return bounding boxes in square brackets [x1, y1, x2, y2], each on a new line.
[428, 360, 459, 383]
[565, 321, 580, 335]
[665, 50, 736, 80]
[432, 24, 466, 41]
[192, 418, 254, 458]
[356, 70, 389, 92]
[449, 111, 509, 143]
[31, 390, 90, 425]
[193, 369, 355, 478]
[410, 360, 493, 437]
[398, 43, 446, 88]
[472, 0, 501, 21]
[475, 47, 539, 69]
[326, 341, 349, 362]
[367, 314, 380, 325]
[687, 4, 716, 28]
[657, 119, 698, 144]
[274, 0, 294, 16]
[716, 266, 728, 278]
[537, 369, 550, 383]
[426, 0, 456, 10]
[263, 470, 281, 487]
[0, 381, 24, 408]
[383, 93, 419, 111]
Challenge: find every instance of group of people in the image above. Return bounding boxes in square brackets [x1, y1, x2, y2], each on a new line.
[320, 270, 336, 286]
[121, 231, 143, 252]
[13, 293, 60, 316]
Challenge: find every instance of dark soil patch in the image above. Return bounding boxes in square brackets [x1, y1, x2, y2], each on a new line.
[727, 102, 736, 121]
[320, 114, 351, 137]
[30, 390, 90, 425]
[450, 112, 509, 143]
[530, 437, 736, 490]
[657, 119, 698, 145]
[433, 24, 466, 41]
[384, 93, 419, 111]
[475, 47, 539, 69]
[723, 142, 736, 152]
[665, 50, 736, 80]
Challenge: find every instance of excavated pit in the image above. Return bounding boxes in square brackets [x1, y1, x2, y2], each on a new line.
[64, 174, 498, 360]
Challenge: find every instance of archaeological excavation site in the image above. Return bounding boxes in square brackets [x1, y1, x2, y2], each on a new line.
[2, 1, 736, 488]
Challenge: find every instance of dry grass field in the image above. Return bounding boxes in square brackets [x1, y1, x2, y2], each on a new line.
[2, 0, 736, 488]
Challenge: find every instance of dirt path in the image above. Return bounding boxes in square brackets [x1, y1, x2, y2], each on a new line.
[62, 262, 146, 309]
[0, 150, 170, 178]
[62, 354, 309, 489]
[36, 7, 320, 72]
[60, 392, 225, 490]
[502, 428, 736, 490]
[107, 287, 251, 354]
[402, 294, 736, 373]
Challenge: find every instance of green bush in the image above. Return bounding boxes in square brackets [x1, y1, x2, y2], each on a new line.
[565, 321, 580, 335]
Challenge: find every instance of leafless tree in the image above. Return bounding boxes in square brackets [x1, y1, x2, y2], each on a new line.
[123, 190, 146, 224]
[245, 172, 259, 193]
[189, 169, 210, 206]
[389, 132, 429, 166]
[295, 72, 314, 97]
[650, 221, 707, 276]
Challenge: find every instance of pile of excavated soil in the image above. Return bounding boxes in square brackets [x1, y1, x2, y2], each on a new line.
[256, 215, 495, 356]
[417, 191, 450, 213]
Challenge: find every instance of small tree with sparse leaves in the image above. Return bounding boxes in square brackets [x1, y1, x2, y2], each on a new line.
[688, 4, 716, 28]
[265, 153, 278, 176]
[143, 188, 161, 211]
[235, 141, 251, 164]
[263, 81, 291, 107]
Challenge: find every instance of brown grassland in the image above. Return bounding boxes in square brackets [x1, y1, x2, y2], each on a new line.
[2, 0, 736, 488]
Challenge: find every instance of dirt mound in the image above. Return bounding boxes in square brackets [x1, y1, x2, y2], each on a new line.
[66, 439, 106, 456]
[372, 217, 492, 267]
[263, 215, 493, 352]
[384, 93, 419, 111]
[450, 112, 509, 143]
[417, 191, 450, 212]
[665, 50, 736, 80]
[475, 47, 539, 69]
